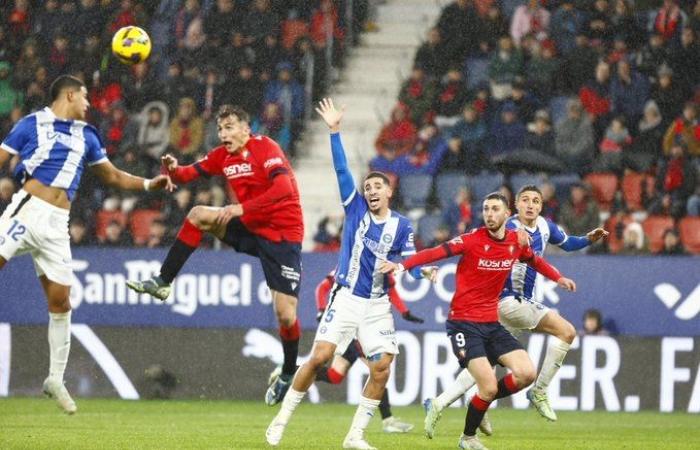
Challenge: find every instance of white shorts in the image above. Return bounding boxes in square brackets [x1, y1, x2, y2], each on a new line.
[315, 286, 399, 358]
[0, 190, 72, 286]
[498, 296, 550, 333]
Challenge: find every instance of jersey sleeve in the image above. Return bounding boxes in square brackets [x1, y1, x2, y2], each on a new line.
[83, 125, 109, 166]
[1, 115, 34, 155]
[257, 136, 290, 179]
[194, 148, 225, 176]
[443, 232, 471, 256]
[547, 219, 568, 246]
[399, 221, 417, 257]
[505, 218, 518, 231]
[518, 243, 535, 262]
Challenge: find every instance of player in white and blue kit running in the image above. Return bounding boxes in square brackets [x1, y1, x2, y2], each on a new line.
[424, 184, 608, 436]
[0, 75, 173, 414]
[267, 98, 436, 450]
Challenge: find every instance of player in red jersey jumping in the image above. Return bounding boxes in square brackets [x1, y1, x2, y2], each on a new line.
[126, 105, 304, 406]
[380, 192, 576, 450]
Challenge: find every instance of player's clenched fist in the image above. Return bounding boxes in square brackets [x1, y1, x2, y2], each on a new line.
[586, 227, 609, 242]
[557, 277, 576, 292]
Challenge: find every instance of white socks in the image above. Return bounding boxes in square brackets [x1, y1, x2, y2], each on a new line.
[436, 368, 476, 410]
[275, 387, 306, 425]
[48, 311, 72, 381]
[348, 396, 380, 436]
[534, 337, 570, 393]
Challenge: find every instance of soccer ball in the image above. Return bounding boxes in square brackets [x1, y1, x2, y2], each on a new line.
[111, 26, 152, 65]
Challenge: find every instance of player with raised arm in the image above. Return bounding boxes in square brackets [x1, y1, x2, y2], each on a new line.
[380, 192, 576, 450]
[423, 185, 608, 436]
[265, 98, 436, 450]
[125, 105, 304, 406]
[313, 269, 422, 434]
[0, 75, 173, 414]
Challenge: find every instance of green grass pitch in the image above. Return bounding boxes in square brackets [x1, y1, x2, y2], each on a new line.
[1, 398, 698, 449]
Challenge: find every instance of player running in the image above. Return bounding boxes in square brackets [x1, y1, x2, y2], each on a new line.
[266, 98, 436, 450]
[0, 75, 173, 414]
[313, 269, 423, 434]
[423, 184, 608, 436]
[380, 192, 576, 450]
[125, 105, 304, 406]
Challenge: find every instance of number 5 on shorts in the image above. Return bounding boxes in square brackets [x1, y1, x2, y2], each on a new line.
[324, 309, 335, 323]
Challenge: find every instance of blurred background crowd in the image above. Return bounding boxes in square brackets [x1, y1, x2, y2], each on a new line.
[0, 0, 698, 255]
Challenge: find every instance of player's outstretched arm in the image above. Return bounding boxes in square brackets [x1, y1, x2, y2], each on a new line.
[92, 160, 175, 192]
[526, 255, 576, 292]
[160, 154, 203, 184]
[315, 98, 356, 203]
[586, 227, 609, 243]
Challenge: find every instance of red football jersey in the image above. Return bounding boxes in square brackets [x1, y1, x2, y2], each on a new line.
[443, 228, 534, 322]
[196, 135, 304, 243]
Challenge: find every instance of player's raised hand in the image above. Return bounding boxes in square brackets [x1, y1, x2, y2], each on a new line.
[148, 174, 176, 192]
[379, 260, 400, 274]
[557, 277, 576, 292]
[215, 204, 243, 226]
[161, 154, 179, 172]
[420, 265, 439, 283]
[586, 227, 609, 242]
[315, 98, 345, 132]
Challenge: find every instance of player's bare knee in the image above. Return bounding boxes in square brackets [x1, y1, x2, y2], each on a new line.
[514, 365, 537, 388]
[275, 309, 296, 328]
[308, 347, 333, 368]
[479, 382, 498, 401]
[187, 206, 207, 228]
[370, 363, 391, 385]
[559, 321, 577, 344]
[48, 295, 71, 313]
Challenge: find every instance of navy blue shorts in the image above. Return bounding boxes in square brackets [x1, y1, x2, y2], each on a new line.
[446, 320, 523, 367]
[222, 218, 302, 297]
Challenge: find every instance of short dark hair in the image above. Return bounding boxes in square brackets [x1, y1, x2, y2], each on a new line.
[217, 104, 250, 123]
[483, 192, 509, 207]
[517, 184, 542, 199]
[364, 171, 391, 186]
[49, 75, 85, 103]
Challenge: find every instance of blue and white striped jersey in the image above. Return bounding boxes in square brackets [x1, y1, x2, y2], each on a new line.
[0, 107, 108, 200]
[501, 215, 568, 301]
[335, 190, 416, 299]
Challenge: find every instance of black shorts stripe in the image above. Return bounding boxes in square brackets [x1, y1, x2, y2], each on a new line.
[327, 283, 342, 310]
[10, 193, 32, 218]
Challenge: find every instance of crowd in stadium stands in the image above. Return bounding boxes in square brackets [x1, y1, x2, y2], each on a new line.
[312, 0, 700, 255]
[0, 0, 375, 249]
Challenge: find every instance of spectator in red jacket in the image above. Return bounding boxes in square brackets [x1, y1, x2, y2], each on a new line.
[375, 104, 418, 160]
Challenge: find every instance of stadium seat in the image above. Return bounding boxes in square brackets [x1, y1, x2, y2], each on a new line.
[464, 57, 489, 90]
[584, 173, 619, 211]
[95, 210, 127, 240]
[509, 173, 546, 195]
[679, 217, 700, 254]
[622, 172, 655, 211]
[435, 173, 468, 208]
[641, 215, 675, 253]
[399, 174, 433, 210]
[604, 214, 633, 254]
[418, 213, 444, 247]
[129, 209, 162, 246]
[548, 96, 574, 125]
[467, 171, 505, 202]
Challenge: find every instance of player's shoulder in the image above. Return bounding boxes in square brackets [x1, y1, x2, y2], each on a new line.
[248, 134, 284, 154]
[9, 111, 39, 133]
[391, 210, 413, 227]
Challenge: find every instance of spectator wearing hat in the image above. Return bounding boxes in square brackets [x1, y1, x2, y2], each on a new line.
[554, 99, 595, 172]
[137, 101, 171, 167]
[663, 102, 700, 157]
[264, 61, 305, 143]
[445, 103, 488, 173]
[624, 100, 664, 172]
[650, 64, 686, 129]
[549, 0, 584, 56]
[524, 109, 556, 158]
[486, 101, 526, 159]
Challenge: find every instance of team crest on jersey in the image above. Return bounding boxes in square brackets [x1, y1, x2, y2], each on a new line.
[509, 245, 514, 254]
[381, 233, 393, 244]
[449, 236, 463, 245]
[484, 244, 490, 252]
